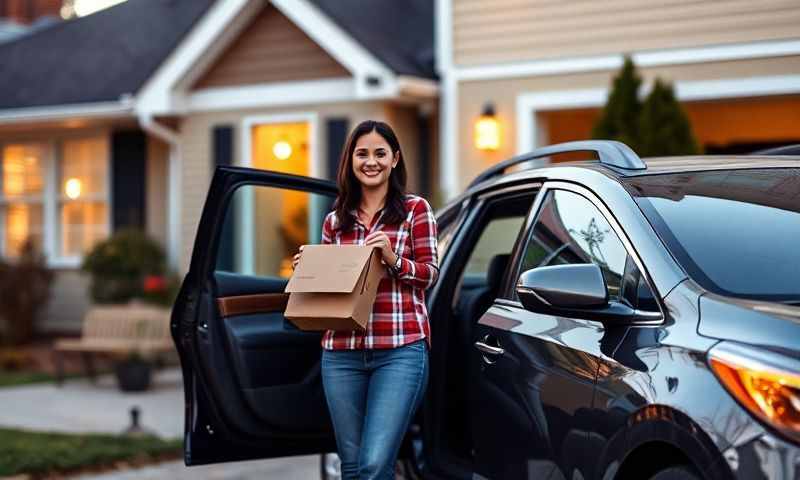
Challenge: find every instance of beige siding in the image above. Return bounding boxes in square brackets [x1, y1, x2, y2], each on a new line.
[193, 4, 348, 89]
[146, 136, 168, 249]
[177, 103, 395, 274]
[39, 270, 91, 333]
[456, 55, 800, 192]
[453, 0, 800, 66]
[384, 104, 423, 195]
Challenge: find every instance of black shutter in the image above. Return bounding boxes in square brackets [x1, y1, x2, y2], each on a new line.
[326, 118, 349, 181]
[111, 130, 146, 231]
[213, 125, 235, 272]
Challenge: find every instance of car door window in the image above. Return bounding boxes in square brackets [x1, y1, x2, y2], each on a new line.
[216, 184, 334, 277]
[515, 189, 646, 305]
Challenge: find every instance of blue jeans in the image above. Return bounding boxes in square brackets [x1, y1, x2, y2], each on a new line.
[321, 339, 429, 480]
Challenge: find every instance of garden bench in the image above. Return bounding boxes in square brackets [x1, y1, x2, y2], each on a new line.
[52, 304, 173, 385]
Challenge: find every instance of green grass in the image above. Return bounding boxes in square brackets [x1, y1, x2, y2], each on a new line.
[0, 428, 182, 476]
[0, 370, 102, 388]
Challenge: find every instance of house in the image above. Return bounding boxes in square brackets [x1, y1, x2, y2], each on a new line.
[435, 0, 800, 199]
[0, 0, 436, 332]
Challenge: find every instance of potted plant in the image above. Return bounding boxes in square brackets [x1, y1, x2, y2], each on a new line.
[114, 351, 152, 392]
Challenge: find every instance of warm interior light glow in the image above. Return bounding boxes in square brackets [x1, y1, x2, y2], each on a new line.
[711, 356, 800, 443]
[273, 141, 293, 160]
[65, 178, 82, 199]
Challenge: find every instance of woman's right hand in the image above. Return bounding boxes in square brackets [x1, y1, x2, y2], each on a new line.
[291, 245, 305, 270]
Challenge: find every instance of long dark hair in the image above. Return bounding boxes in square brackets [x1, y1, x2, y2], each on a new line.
[332, 120, 408, 232]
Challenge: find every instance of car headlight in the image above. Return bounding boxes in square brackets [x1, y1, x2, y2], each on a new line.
[709, 342, 800, 445]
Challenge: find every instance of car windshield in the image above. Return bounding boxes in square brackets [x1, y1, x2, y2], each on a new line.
[625, 168, 800, 303]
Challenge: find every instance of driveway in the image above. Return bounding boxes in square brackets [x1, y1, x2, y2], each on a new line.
[0, 368, 322, 479]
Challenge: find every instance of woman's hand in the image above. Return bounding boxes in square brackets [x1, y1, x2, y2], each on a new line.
[291, 245, 305, 270]
[365, 231, 398, 266]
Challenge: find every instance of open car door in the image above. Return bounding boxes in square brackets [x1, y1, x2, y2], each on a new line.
[171, 166, 338, 466]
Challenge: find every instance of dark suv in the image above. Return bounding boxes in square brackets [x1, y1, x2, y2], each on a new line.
[172, 141, 800, 480]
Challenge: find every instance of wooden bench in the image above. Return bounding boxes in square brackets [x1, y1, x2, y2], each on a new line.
[52, 305, 174, 385]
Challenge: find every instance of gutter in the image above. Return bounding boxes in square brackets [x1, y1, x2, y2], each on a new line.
[138, 113, 181, 273]
[0, 101, 133, 124]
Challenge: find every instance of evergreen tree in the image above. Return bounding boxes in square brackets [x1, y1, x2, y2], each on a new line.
[638, 79, 699, 156]
[591, 56, 642, 150]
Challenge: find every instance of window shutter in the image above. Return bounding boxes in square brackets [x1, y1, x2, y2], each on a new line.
[213, 125, 235, 272]
[111, 130, 146, 231]
[326, 118, 348, 181]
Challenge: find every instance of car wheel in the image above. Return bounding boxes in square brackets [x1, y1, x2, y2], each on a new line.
[648, 466, 702, 480]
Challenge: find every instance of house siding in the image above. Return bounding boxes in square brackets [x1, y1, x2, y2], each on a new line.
[456, 55, 800, 193]
[193, 3, 349, 89]
[452, 0, 800, 66]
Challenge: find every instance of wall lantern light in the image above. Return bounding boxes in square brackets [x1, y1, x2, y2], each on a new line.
[474, 102, 500, 151]
[273, 140, 292, 160]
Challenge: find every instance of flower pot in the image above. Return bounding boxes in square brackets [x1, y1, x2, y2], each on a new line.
[115, 357, 152, 392]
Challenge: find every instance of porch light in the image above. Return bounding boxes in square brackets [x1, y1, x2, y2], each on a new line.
[474, 102, 500, 151]
[273, 141, 292, 160]
[65, 178, 81, 199]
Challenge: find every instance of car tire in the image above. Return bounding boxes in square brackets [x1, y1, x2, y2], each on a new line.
[648, 465, 702, 480]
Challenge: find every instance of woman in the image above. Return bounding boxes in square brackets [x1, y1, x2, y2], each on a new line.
[292, 120, 438, 479]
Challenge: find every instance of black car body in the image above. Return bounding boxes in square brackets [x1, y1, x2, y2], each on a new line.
[172, 140, 800, 479]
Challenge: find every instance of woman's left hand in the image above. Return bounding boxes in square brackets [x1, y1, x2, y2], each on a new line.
[365, 231, 397, 265]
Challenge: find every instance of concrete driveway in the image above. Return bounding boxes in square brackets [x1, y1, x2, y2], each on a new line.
[0, 368, 322, 479]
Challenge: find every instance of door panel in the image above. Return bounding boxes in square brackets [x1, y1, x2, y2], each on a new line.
[471, 185, 643, 479]
[172, 167, 338, 465]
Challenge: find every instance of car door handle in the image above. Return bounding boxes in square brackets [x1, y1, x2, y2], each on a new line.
[474, 340, 505, 356]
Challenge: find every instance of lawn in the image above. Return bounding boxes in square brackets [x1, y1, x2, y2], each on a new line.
[0, 428, 182, 477]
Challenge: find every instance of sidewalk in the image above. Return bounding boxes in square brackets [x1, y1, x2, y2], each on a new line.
[0, 368, 321, 479]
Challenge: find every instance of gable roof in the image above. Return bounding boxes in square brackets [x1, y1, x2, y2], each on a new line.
[0, 0, 215, 110]
[309, 0, 435, 79]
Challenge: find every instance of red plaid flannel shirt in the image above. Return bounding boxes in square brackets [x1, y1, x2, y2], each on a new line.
[320, 194, 439, 350]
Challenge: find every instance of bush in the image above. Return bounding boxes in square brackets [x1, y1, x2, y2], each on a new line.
[593, 57, 699, 156]
[81, 229, 170, 305]
[0, 240, 53, 345]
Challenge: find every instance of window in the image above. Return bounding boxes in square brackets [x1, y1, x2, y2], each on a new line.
[0, 137, 109, 264]
[454, 193, 536, 306]
[216, 184, 334, 277]
[516, 189, 652, 307]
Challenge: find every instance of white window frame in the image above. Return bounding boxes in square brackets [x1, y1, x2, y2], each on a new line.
[236, 112, 321, 275]
[0, 131, 112, 268]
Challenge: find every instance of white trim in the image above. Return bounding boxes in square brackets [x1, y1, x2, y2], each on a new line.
[0, 101, 133, 124]
[238, 112, 320, 274]
[437, 0, 458, 202]
[270, 0, 395, 99]
[138, 115, 181, 272]
[187, 78, 357, 112]
[516, 74, 800, 154]
[456, 39, 800, 82]
[135, 0, 255, 115]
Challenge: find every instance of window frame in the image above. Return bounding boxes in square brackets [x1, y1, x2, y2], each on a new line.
[0, 131, 112, 268]
[500, 181, 666, 324]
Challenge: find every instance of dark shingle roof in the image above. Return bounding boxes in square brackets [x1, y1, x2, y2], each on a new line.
[0, 0, 215, 109]
[309, 0, 436, 79]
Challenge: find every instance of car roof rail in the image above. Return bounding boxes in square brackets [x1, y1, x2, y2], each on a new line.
[468, 140, 646, 188]
[751, 144, 800, 156]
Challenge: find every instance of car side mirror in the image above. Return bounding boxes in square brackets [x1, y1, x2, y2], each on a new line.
[516, 263, 608, 311]
[515, 264, 658, 324]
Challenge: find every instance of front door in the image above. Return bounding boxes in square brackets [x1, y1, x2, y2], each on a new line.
[471, 184, 641, 479]
[171, 166, 339, 465]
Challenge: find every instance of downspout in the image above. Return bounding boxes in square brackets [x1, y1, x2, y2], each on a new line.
[138, 114, 181, 273]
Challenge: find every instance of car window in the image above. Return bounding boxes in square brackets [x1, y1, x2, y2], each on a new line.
[215, 184, 334, 277]
[515, 189, 644, 305]
[453, 193, 536, 307]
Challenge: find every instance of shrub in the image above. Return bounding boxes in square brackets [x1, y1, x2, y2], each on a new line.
[0, 240, 53, 345]
[81, 229, 167, 304]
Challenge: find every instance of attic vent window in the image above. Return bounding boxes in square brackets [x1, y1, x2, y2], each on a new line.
[365, 76, 382, 87]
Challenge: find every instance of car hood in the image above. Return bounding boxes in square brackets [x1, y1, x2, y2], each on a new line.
[699, 293, 800, 354]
